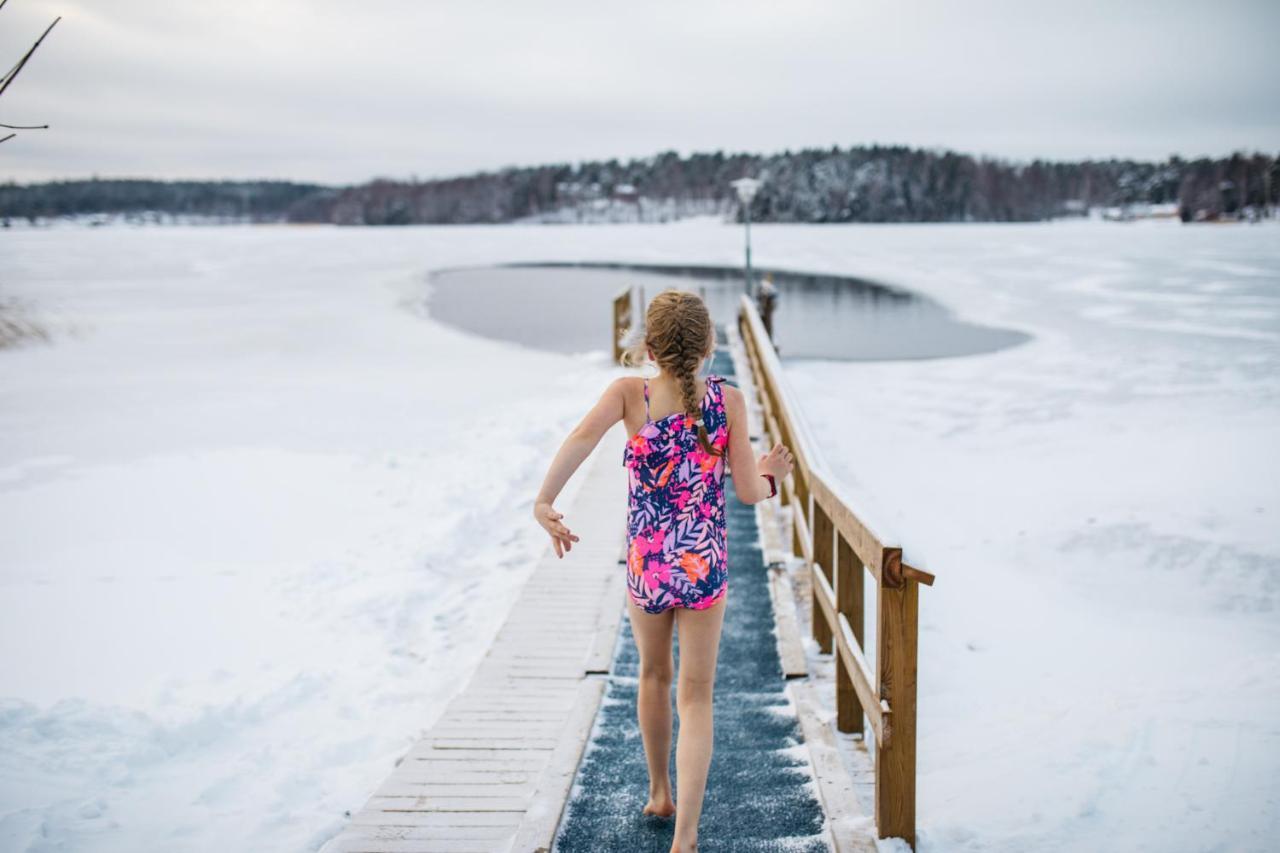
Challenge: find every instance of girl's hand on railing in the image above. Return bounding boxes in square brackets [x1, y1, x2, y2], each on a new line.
[759, 442, 794, 480]
[534, 500, 580, 558]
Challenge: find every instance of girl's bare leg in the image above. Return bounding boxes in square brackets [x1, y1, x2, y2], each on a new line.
[626, 595, 677, 816]
[671, 591, 728, 852]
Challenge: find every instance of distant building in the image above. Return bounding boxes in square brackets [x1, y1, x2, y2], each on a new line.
[1101, 202, 1181, 222]
[611, 184, 639, 202]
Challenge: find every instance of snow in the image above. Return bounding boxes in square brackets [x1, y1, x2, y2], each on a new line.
[0, 225, 621, 852]
[771, 221, 1280, 853]
[1, 218, 1278, 852]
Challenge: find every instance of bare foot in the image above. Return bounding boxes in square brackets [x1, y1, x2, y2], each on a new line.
[642, 794, 675, 818]
[669, 840, 697, 853]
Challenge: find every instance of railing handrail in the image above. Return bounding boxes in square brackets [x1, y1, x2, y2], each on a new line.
[736, 293, 934, 849]
[736, 295, 934, 584]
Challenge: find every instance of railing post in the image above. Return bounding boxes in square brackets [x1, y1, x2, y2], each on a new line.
[875, 547, 918, 848]
[791, 463, 808, 558]
[613, 285, 634, 365]
[810, 493, 833, 653]
[835, 532, 864, 735]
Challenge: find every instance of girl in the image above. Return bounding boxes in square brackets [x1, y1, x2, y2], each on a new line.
[533, 289, 794, 853]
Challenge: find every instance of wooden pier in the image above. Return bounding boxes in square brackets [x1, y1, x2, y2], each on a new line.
[321, 296, 934, 852]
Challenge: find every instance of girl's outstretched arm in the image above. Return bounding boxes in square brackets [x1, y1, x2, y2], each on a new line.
[533, 377, 628, 557]
[723, 384, 794, 505]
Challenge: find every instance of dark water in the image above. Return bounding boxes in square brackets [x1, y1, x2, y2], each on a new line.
[426, 262, 1030, 361]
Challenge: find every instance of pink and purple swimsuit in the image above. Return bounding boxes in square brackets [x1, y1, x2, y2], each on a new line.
[623, 374, 730, 614]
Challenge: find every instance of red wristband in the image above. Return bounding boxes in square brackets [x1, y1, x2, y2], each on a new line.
[762, 473, 777, 498]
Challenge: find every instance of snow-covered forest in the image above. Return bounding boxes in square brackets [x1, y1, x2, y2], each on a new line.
[3, 146, 1275, 226]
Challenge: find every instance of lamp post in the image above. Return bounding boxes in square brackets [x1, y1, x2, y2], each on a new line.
[731, 177, 762, 297]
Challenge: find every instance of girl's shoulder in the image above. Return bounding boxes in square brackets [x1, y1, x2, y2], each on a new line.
[716, 378, 743, 409]
[605, 376, 646, 411]
[609, 375, 646, 393]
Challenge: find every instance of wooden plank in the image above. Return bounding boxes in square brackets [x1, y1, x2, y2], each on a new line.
[441, 702, 578, 716]
[442, 676, 578, 691]
[424, 724, 565, 738]
[737, 295, 817, 491]
[426, 711, 569, 722]
[426, 719, 574, 734]
[428, 737, 559, 751]
[325, 838, 503, 853]
[441, 699, 578, 714]
[478, 650, 593, 662]
[786, 681, 879, 853]
[321, 424, 628, 853]
[442, 697, 578, 711]
[583, 543, 626, 673]
[373, 781, 534, 799]
[612, 285, 633, 364]
[509, 678, 607, 853]
[347, 810, 523, 828]
[338, 823, 517, 840]
[395, 758, 544, 773]
[398, 750, 545, 761]
[364, 796, 528, 812]
[809, 469, 888, 583]
[811, 495, 834, 653]
[485, 623, 599, 635]
[874, 575, 919, 847]
[466, 666, 587, 679]
[449, 676, 582, 688]
[811, 561, 887, 745]
[386, 769, 538, 785]
[791, 480, 813, 564]
[766, 563, 809, 678]
[835, 532, 865, 736]
[401, 749, 555, 766]
[477, 639, 597, 653]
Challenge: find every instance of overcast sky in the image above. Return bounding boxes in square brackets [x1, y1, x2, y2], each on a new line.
[1, 0, 1277, 186]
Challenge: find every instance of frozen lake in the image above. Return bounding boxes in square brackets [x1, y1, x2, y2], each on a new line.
[1, 219, 1277, 853]
[429, 262, 1031, 360]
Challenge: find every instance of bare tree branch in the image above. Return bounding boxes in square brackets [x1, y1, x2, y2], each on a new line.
[0, 15, 61, 100]
[0, 57, 23, 87]
[0, 121, 47, 129]
[0, 132, 16, 145]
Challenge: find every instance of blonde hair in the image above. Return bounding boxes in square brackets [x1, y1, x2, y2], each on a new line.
[622, 289, 722, 456]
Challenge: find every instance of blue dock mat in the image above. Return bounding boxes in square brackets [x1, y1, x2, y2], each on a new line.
[553, 340, 828, 852]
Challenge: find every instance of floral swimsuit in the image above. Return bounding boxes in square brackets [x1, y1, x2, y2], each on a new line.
[623, 374, 730, 614]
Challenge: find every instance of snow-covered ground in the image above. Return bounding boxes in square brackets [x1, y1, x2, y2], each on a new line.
[0, 225, 628, 853]
[771, 223, 1280, 853]
[1, 219, 1277, 852]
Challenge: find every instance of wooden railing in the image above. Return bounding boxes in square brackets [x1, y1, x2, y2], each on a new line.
[612, 286, 633, 364]
[737, 294, 936, 849]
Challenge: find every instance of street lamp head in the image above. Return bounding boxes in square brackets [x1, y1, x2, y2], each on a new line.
[731, 177, 762, 204]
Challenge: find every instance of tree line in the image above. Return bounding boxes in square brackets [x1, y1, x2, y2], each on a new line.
[0, 178, 327, 223]
[2, 147, 1275, 225]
